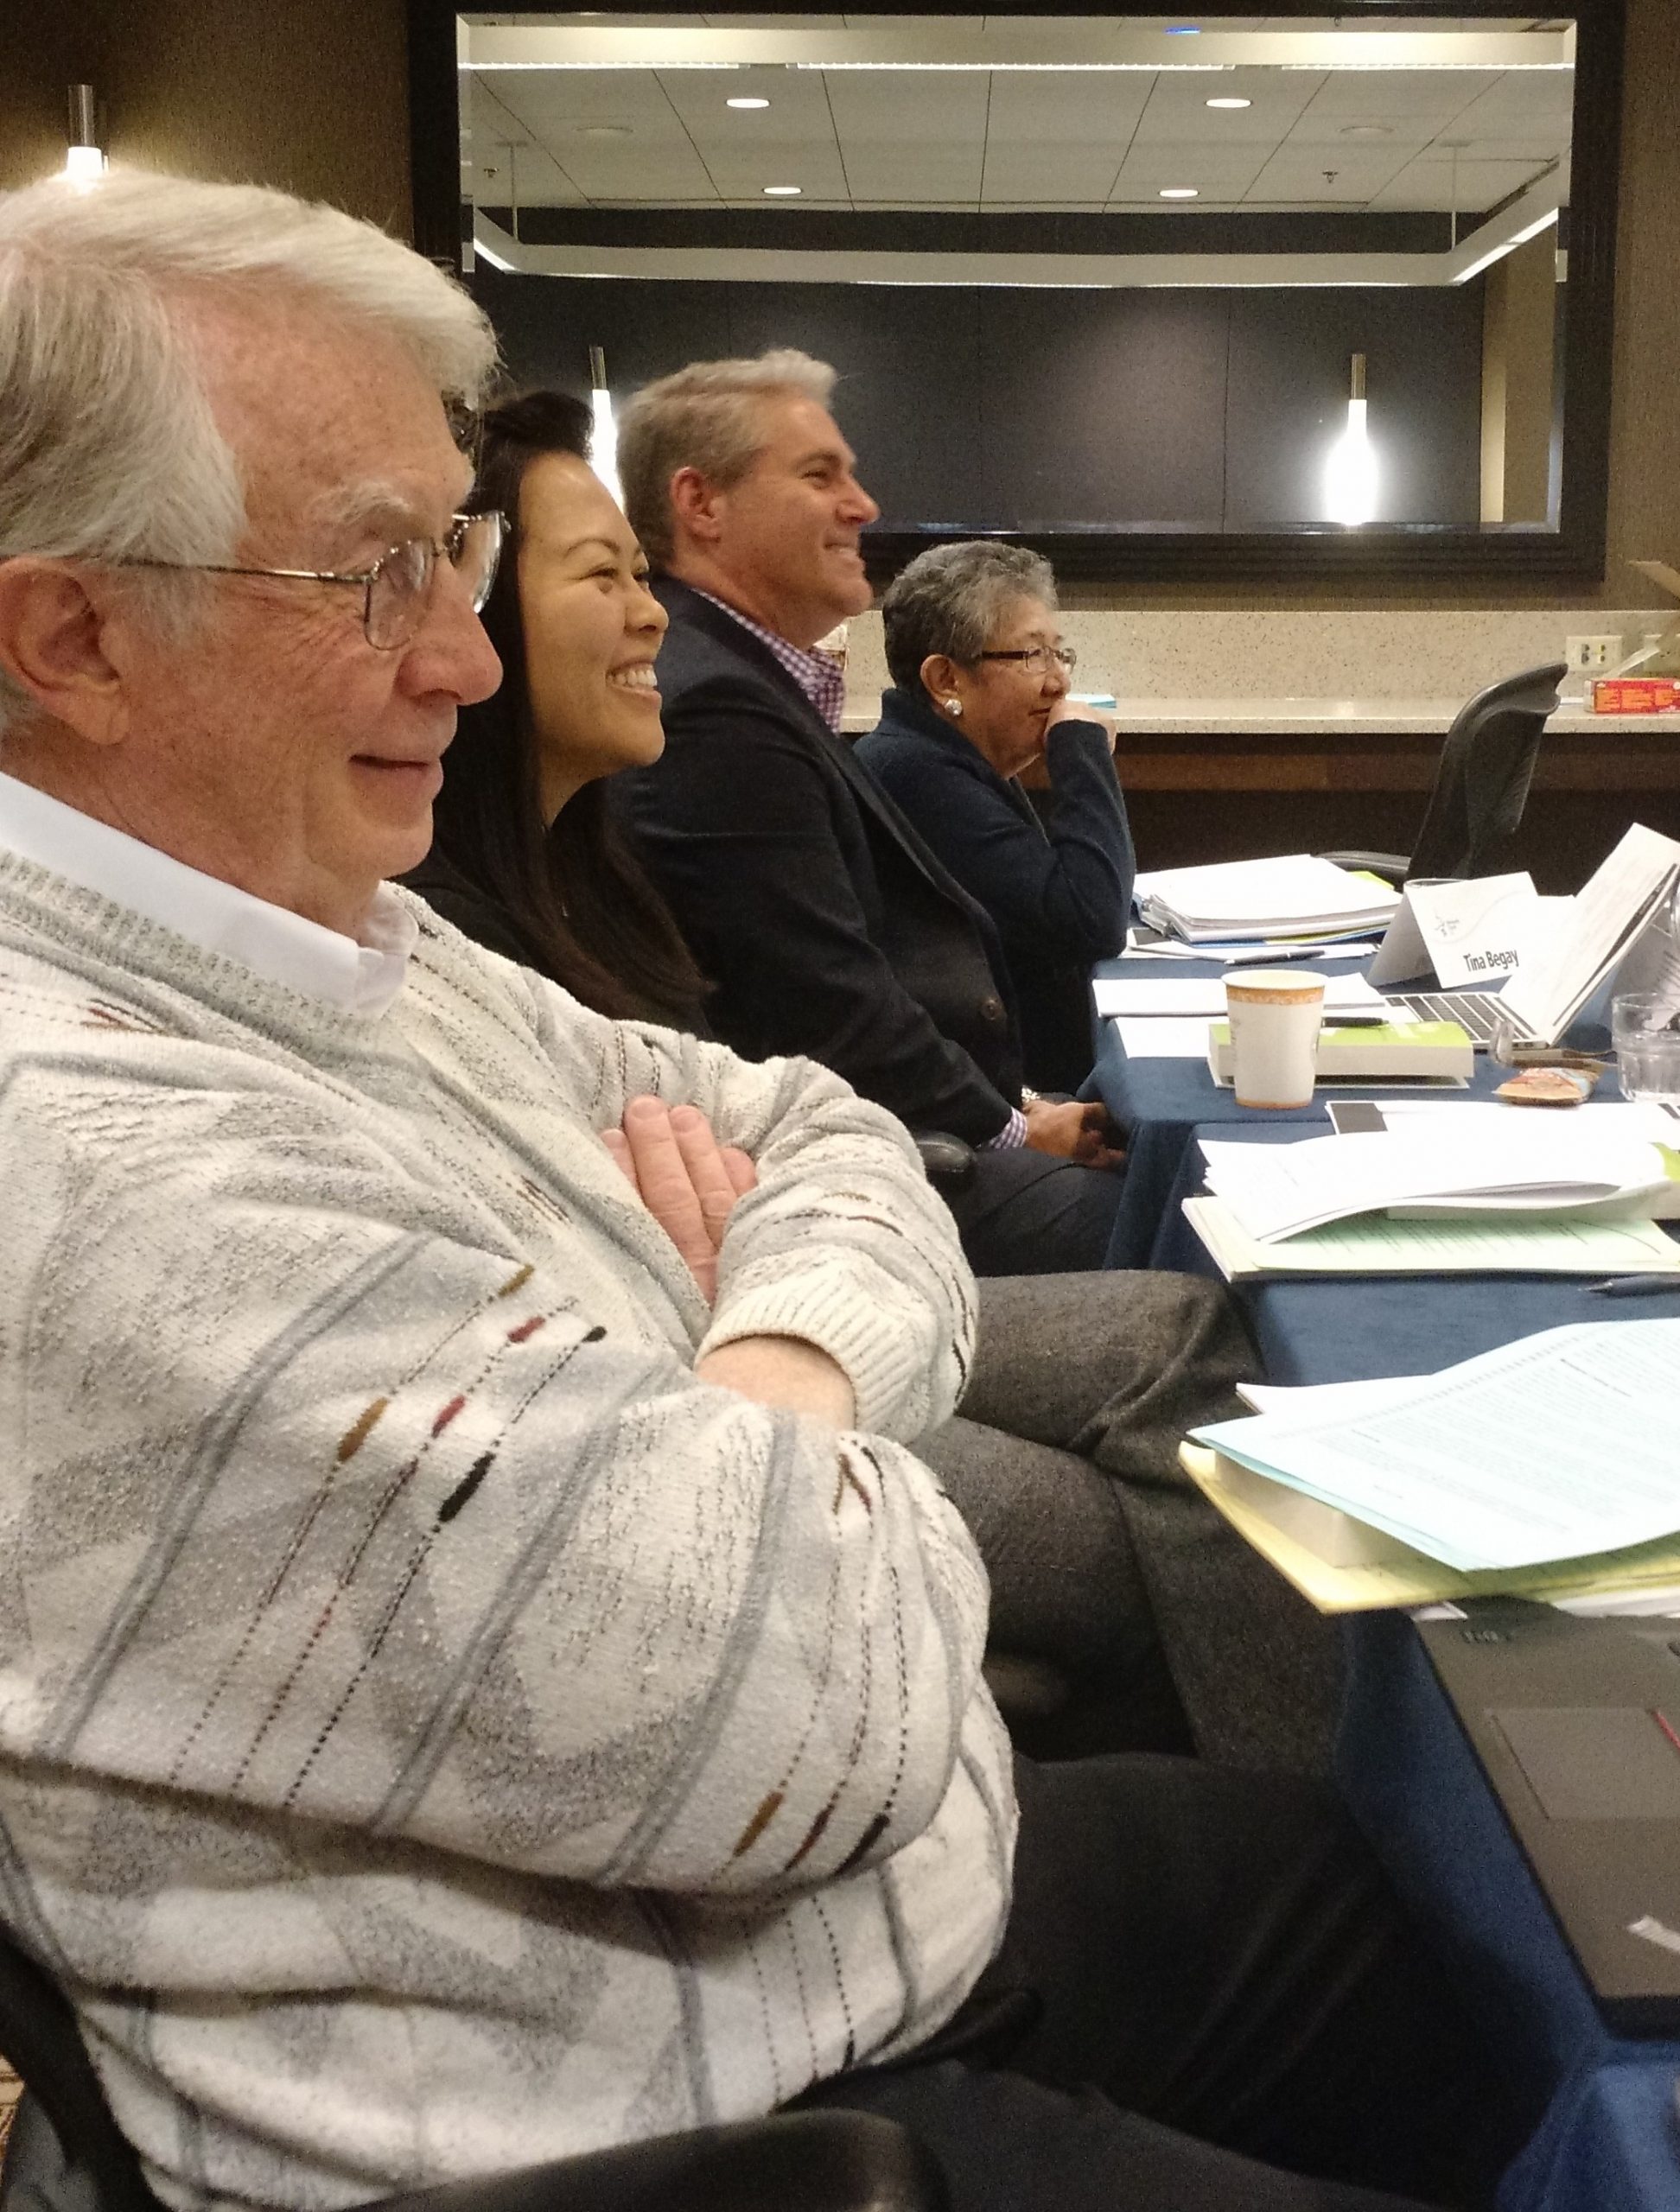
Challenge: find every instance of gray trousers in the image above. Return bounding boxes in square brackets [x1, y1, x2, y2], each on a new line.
[916, 1274, 1341, 1775]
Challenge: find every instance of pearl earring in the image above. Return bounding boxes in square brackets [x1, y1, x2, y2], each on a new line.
[945, 697, 963, 717]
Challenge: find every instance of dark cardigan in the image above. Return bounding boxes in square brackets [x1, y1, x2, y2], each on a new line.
[856, 686, 1135, 1093]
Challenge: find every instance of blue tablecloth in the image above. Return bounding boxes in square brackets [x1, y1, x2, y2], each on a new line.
[1091, 952, 1527, 1269]
[1087, 956, 1680, 2209]
[1149, 1128, 1680, 2211]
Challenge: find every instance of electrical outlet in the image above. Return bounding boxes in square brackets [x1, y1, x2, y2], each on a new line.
[1565, 633, 1623, 673]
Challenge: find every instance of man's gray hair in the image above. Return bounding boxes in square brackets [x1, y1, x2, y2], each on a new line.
[0, 169, 497, 738]
[880, 541, 1059, 693]
[617, 348, 837, 566]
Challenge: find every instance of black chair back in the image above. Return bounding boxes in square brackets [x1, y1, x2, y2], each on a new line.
[1404, 661, 1566, 883]
[0, 1914, 951, 2212]
[0, 1926, 156, 2212]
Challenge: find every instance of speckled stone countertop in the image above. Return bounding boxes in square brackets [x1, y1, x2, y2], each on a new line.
[838, 696, 1679, 737]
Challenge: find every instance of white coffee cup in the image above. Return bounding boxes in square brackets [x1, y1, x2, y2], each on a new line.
[1225, 969, 1327, 1109]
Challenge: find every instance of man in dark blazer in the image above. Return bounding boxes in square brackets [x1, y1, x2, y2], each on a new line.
[608, 347, 1342, 1787]
[611, 352, 1124, 1278]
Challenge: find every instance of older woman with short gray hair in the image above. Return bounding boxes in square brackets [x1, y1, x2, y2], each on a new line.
[857, 539, 1135, 1093]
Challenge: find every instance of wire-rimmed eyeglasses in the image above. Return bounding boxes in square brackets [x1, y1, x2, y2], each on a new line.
[101, 511, 506, 651]
[977, 644, 1078, 676]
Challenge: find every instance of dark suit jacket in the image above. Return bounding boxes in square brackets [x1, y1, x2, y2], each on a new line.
[856, 685, 1135, 1092]
[613, 580, 1023, 1146]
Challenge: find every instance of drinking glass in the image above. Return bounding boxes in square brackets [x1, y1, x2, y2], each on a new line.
[1611, 993, 1680, 1103]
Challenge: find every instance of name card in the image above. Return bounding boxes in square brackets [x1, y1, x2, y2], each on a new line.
[1369, 874, 1543, 990]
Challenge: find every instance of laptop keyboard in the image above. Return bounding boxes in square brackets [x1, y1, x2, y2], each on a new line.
[1391, 989, 1511, 1048]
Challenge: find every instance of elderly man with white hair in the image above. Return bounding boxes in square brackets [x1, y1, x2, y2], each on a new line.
[0, 169, 1497, 2212]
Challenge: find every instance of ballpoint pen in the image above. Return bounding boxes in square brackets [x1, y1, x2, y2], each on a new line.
[1588, 1274, 1680, 1298]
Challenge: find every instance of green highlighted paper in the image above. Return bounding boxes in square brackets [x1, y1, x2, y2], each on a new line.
[1184, 1196, 1680, 1279]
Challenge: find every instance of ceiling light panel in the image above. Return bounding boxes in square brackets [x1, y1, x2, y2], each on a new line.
[658, 60, 834, 199]
[487, 72, 716, 202]
[825, 68, 990, 204]
[1288, 66, 1503, 124]
[459, 18, 1575, 219]
[1244, 143, 1417, 207]
[1133, 63, 1317, 143]
[464, 76, 591, 204]
[1367, 153, 1560, 213]
[1109, 142, 1273, 201]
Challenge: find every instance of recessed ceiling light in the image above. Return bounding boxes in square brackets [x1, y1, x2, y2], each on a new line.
[763, 184, 801, 196]
[728, 96, 771, 110]
[1159, 187, 1200, 200]
[580, 124, 632, 138]
[1164, 24, 1200, 32]
[1206, 96, 1251, 110]
[1340, 123, 1394, 139]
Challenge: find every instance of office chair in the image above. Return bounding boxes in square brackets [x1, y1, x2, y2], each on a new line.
[0, 1916, 948, 2212]
[1322, 661, 1567, 887]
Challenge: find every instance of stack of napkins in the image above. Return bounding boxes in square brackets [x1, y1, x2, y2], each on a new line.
[1134, 855, 1401, 945]
[1182, 1321, 1680, 1610]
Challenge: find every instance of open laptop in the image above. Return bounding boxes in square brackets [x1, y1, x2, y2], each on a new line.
[1418, 1599, 1680, 2034]
[1388, 987, 1511, 1049]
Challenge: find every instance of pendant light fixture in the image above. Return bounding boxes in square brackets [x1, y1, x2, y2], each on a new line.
[1324, 352, 1379, 528]
[589, 346, 622, 509]
[65, 85, 105, 186]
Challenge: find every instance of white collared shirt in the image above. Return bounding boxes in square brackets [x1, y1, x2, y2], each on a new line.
[0, 771, 417, 1017]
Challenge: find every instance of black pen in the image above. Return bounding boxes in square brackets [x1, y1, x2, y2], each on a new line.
[1589, 1274, 1680, 1298]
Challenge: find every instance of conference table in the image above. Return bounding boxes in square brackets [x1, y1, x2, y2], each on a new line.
[1089, 950, 1680, 2212]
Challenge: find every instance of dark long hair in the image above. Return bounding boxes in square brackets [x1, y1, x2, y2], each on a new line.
[430, 389, 709, 1027]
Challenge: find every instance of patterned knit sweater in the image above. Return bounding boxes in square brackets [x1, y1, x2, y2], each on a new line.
[0, 853, 1015, 2212]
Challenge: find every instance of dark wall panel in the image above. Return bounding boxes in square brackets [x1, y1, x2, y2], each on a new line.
[471, 270, 1484, 536]
[979, 290, 1230, 528]
[470, 270, 733, 402]
[1225, 286, 1485, 528]
[723, 285, 981, 531]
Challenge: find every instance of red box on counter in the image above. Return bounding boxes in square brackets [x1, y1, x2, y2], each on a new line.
[1588, 677, 1680, 713]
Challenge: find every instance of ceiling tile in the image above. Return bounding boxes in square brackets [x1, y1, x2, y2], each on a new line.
[1367, 152, 1559, 213]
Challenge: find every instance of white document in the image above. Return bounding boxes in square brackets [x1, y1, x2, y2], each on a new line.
[1499, 823, 1680, 1045]
[1376, 1099, 1680, 1141]
[1369, 874, 1550, 990]
[1192, 1319, 1680, 1573]
[1110, 1018, 1216, 1059]
[1198, 1125, 1674, 1242]
[1094, 974, 1397, 1020]
[1237, 1376, 1423, 1416]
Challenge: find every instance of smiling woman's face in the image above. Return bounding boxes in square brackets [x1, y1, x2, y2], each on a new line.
[937, 594, 1068, 779]
[517, 450, 669, 820]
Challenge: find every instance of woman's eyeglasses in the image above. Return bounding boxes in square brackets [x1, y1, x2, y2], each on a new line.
[97, 511, 506, 652]
[977, 645, 1078, 676]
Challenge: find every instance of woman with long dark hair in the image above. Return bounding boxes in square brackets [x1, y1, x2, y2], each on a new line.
[406, 389, 709, 1028]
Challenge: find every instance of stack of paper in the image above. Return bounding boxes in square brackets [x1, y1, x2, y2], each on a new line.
[1183, 1196, 1680, 1280]
[1185, 1120, 1680, 1276]
[1134, 855, 1401, 945]
[1123, 930, 1380, 966]
[1183, 1320, 1680, 1610]
[1199, 1125, 1677, 1240]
